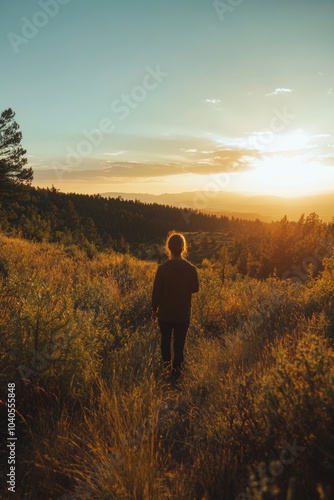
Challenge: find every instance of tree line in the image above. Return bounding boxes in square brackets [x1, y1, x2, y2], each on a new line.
[2, 183, 333, 281]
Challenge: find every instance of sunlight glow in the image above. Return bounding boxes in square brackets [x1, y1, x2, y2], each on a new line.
[247, 129, 310, 154]
[269, 130, 310, 152]
[234, 157, 334, 197]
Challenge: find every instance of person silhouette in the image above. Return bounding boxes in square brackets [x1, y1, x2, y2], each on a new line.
[152, 231, 199, 382]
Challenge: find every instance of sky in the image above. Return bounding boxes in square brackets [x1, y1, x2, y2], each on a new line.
[1, 0, 334, 198]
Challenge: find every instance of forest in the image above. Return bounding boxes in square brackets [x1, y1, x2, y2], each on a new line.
[2, 184, 334, 281]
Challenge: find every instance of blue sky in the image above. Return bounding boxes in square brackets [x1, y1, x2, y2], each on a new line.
[1, 0, 334, 196]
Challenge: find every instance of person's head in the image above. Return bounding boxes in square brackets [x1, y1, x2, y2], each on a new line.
[165, 231, 187, 259]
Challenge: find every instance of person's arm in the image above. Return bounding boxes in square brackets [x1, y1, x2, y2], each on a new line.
[192, 267, 199, 293]
[152, 265, 163, 315]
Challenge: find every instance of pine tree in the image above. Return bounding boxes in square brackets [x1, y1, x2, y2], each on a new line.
[0, 108, 33, 206]
[62, 200, 81, 234]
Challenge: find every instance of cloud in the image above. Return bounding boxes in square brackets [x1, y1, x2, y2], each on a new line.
[33, 147, 260, 186]
[205, 98, 222, 104]
[265, 88, 295, 96]
[103, 151, 126, 156]
[189, 149, 260, 173]
[34, 160, 184, 183]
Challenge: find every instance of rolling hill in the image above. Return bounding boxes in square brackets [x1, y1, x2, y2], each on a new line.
[101, 190, 334, 222]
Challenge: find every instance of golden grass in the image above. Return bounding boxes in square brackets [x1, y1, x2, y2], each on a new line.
[1, 234, 334, 498]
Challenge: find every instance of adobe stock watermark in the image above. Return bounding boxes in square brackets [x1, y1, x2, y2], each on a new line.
[17, 319, 80, 384]
[248, 107, 296, 151]
[179, 105, 296, 226]
[213, 0, 244, 22]
[179, 171, 230, 225]
[235, 296, 286, 345]
[51, 64, 169, 179]
[235, 439, 306, 499]
[8, 0, 72, 54]
[282, 238, 333, 282]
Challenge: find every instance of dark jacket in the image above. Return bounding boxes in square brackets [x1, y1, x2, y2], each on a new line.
[152, 258, 199, 322]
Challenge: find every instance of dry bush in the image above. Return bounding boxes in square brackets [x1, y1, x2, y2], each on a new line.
[2, 235, 334, 498]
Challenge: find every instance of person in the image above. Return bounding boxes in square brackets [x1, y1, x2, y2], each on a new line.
[152, 231, 199, 382]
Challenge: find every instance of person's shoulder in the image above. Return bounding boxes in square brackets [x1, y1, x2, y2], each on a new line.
[159, 259, 197, 270]
[157, 260, 169, 270]
[182, 259, 198, 271]
[159, 259, 170, 266]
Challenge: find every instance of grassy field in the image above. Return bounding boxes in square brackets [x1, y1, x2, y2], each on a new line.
[1, 234, 334, 499]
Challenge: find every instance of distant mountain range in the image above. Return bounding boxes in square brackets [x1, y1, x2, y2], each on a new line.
[101, 191, 334, 222]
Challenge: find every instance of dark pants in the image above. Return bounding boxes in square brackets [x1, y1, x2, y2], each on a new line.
[158, 320, 190, 375]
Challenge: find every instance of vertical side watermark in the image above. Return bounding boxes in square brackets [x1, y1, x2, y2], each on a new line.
[7, 383, 16, 494]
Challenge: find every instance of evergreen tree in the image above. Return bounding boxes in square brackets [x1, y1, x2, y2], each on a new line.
[84, 217, 101, 246]
[62, 200, 81, 233]
[0, 108, 33, 206]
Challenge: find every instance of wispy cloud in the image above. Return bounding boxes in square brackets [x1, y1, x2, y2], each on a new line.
[265, 88, 295, 96]
[189, 149, 260, 173]
[205, 98, 222, 104]
[34, 146, 260, 186]
[103, 151, 126, 156]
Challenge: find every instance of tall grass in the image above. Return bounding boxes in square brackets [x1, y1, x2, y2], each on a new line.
[1, 234, 334, 499]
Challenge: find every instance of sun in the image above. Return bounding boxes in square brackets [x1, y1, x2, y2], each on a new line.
[225, 128, 334, 197]
[266, 129, 310, 153]
[234, 156, 334, 198]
